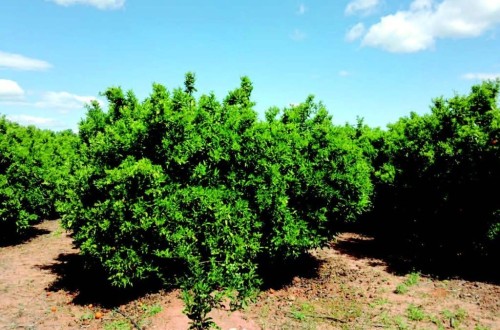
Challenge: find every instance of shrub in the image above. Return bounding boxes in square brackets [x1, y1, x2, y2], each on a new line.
[0, 117, 77, 238]
[60, 73, 373, 328]
[370, 80, 500, 260]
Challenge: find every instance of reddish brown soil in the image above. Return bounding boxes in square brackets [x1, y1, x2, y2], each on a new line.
[0, 221, 498, 330]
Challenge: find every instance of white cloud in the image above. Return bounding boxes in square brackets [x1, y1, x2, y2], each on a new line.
[297, 4, 307, 15]
[0, 79, 25, 100]
[6, 115, 67, 130]
[359, 0, 500, 53]
[462, 73, 500, 80]
[0, 51, 52, 71]
[363, 11, 435, 52]
[290, 29, 307, 41]
[0, 87, 101, 112]
[35, 91, 102, 113]
[346, 23, 366, 42]
[7, 115, 57, 126]
[49, 0, 125, 10]
[345, 0, 380, 15]
[339, 70, 351, 77]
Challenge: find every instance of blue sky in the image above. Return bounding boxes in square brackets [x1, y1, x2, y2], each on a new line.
[1, 0, 500, 131]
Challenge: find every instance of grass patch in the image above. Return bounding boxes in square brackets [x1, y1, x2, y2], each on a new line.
[103, 319, 131, 330]
[394, 272, 420, 294]
[442, 308, 467, 328]
[141, 303, 162, 317]
[375, 311, 392, 327]
[369, 297, 389, 308]
[51, 226, 64, 238]
[475, 325, 491, 330]
[290, 302, 316, 321]
[79, 310, 94, 321]
[406, 304, 426, 321]
[429, 314, 445, 329]
[405, 272, 420, 286]
[290, 309, 307, 321]
[394, 316, 409, 330]
[394, 284, 409, 294]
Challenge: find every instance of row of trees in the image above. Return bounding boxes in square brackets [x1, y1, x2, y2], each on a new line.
[0, 117, 77, 238]
[1, 76, 498, 329]
[367, 80, 500, 263]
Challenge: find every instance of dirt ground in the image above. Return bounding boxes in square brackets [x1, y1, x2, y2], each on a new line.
[0, 220, 498, 330]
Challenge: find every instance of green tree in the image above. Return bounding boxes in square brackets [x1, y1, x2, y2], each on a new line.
[60, 73, 373, 329]
[0, 116, 78, 238]
[370, 80, 500, 261]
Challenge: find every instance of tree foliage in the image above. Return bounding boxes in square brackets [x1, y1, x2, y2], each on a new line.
[369, 80, 500, 260]
[0, 116, 78, 237]
[4, 74, 497, 329]
[59, 74, 374, 328]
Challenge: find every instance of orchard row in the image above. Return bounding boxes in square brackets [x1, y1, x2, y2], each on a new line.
[1, 75, 498, 329]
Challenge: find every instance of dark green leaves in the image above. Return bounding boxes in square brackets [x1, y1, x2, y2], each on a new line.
[60, 74, 373, 329]
[0, 116, 78, 238]
[371, 79, 500, 259]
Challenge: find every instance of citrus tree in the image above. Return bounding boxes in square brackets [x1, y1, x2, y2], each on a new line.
[60, 73, 373, 329]
[0, 116, 78, 239]
[370, 80, 500, 260]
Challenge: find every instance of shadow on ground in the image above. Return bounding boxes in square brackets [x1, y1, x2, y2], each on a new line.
[334, 223, 499, 285]
[0, 226, 50, 248]
[37, 249, 324, 307]
[258, 253, 324, 290]
[38, 253, 171, 308]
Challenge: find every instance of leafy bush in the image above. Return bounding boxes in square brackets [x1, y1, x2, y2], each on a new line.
[0, 116, 78, 238]
[60, 73, 373, 328]
[370, 80, 500, 260]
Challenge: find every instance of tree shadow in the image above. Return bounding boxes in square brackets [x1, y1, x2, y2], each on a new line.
[258, 253, 324, 290]
[334, 223, 499, 285]
[37, 253, 174, 308]
[37, 249, 323, 307]
[0, 226, 50, 247]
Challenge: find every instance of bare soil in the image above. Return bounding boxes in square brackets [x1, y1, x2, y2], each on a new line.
[0, 220, 498, 330]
